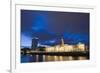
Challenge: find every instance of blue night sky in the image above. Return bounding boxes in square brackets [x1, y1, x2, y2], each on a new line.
[21, 10, 89, 47]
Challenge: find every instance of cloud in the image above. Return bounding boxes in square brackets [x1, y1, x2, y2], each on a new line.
[21, 10, 89, 47]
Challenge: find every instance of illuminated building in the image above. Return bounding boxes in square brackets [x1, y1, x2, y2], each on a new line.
[44, 38, 86, 52]
[77, 42, 85, 51]
[64, 44, 74, 52]
[30, 37, 86, 52]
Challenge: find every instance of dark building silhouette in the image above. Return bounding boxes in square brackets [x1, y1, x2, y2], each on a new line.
[31, 37, 39, 50]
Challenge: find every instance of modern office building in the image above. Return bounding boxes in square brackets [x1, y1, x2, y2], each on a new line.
[31, 37, 39, 50]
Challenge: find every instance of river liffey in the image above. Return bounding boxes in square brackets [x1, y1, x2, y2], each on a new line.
[21, 55, 89, 63]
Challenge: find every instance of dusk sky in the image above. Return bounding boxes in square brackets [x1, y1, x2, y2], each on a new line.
[21, 10, 89, 47]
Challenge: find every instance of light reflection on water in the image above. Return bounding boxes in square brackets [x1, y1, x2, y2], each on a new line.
[21, 55, 87, 63]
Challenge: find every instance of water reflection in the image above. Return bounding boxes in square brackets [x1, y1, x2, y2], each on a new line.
[21, 55, 88, 63]
[44, 55, 87, 61]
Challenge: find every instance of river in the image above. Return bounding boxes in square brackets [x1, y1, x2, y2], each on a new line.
[21, 55, 88, 63]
